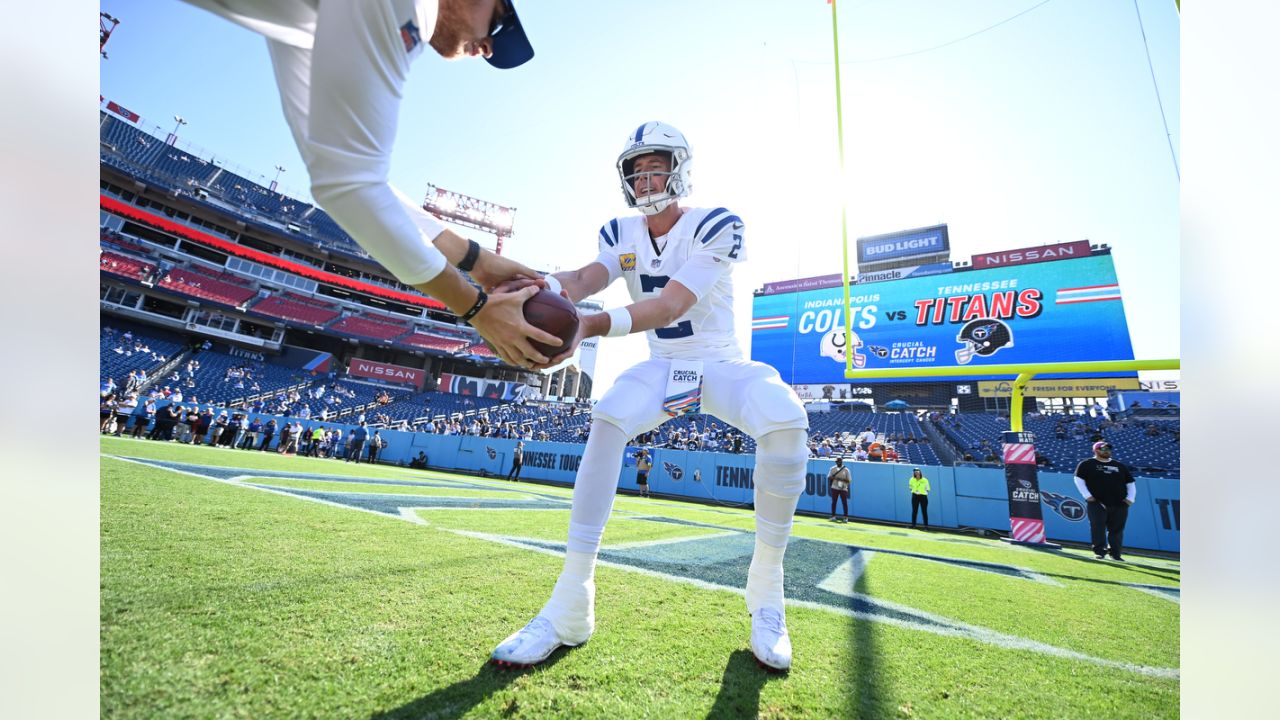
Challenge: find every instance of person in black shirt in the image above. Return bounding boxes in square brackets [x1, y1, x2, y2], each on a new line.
[1073, 441, 1136, 561]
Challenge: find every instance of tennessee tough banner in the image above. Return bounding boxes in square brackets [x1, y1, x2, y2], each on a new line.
[347, 358, 424, 389]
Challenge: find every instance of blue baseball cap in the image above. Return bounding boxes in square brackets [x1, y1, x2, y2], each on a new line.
[486, 1, 534, 69]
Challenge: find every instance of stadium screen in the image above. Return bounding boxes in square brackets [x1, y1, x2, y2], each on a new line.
[750, 254, 1135, 384]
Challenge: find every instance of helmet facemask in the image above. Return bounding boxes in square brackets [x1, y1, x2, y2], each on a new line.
[617, 122, 692, 215]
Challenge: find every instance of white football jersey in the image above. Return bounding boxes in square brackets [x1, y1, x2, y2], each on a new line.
[594, 207, 746, 361]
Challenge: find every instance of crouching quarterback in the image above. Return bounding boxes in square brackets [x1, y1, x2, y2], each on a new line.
[490, 122, 810, 671]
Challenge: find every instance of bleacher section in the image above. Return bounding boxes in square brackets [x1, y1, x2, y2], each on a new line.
[400, 332, 470, 354]
[328, 314, 410, 342]
[100, 326, 185, 388]
[100, 251, 155, 282]
[180, 346, 313, 406]
[936, 411, 1180, 477]
[158, 266, 257, 307]
[249, 294, 341, 326]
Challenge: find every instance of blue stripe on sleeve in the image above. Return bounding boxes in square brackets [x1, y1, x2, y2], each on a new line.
[700, 214, 741, 245]
[693, 207, 729, 242]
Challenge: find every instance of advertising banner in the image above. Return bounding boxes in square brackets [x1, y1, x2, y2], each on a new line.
[749, 254, 1135, 384]
[856, 225, 950, 266]
[972, 240, 1092, 270]
[348, 357, 425, 389]
[792, 383, 875, 401]
[438, 372, 527, 401]
[978, 378, 1141, 398]
[856, 261, 953, 285]
[760, 274, 847, 296]
[577, 337, 599, 389]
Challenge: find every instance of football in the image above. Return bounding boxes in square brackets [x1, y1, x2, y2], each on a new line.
[523, 289, 579, 357]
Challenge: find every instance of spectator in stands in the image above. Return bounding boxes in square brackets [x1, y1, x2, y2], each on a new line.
[852, 446, 868, 462]
[883, 445, 900, 463]
[858, 427, 877, 447]
[957, 453, 977, 467]
[867, 442, 885, 463]
[171, 0, 558, 367]
[101, 377, 117, 399]
[827, 458, 851, 523]
[1074, 441, 1136, 561]
[506, 441, 525, 481]
[909, 469, 931, 529]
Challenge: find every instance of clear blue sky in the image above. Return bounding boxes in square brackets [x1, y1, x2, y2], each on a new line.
[99, 0, 1180, 391]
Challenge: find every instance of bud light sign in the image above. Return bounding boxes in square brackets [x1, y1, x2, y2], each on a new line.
[857, 224, 950, 266]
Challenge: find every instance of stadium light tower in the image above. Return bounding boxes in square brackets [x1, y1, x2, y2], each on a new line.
[421, 184, 516, 255]
[100, 12, 120, 59]
[271, 165, 286, 192]
[167, 115, 187, 146]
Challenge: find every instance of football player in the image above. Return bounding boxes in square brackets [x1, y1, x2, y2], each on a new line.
[490, 122, 810, 671]
[175, 0, 559, 367]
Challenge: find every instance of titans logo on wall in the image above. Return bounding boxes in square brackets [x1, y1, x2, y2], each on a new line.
[485, 446, 497, 460]
[663, 461, 684, 481]
[819, 327, 866, 368]
[1041, 491, 1086, 521]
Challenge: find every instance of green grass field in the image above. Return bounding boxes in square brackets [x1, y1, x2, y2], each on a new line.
[100, 436, 1179, 719]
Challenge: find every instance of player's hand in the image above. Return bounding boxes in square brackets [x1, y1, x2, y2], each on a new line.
[469, 285, 562, 368]
[470, 250, 543, 293]
[1085, 496, 1097, 502]
[489, 276, 544, 295]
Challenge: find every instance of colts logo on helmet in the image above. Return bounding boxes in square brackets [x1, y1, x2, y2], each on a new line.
[819, 327, 866, 368]
[663, 461, 684, 481]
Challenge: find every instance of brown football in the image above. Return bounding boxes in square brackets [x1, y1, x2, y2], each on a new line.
[523, 289, 580, 357]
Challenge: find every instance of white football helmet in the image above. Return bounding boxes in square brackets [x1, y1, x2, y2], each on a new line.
[820, 327, 866, 368]
[617, 121, 692, 215]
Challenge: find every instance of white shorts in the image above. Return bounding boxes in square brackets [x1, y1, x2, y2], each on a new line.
[592, 358, 808, 440]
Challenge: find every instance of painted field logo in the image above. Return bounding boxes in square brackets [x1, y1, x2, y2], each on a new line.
[663, 461, 684, 481]
[1042, 491, 1085, 521]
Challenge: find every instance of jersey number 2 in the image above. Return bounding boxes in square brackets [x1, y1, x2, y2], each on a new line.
[638, 274, 694, 339]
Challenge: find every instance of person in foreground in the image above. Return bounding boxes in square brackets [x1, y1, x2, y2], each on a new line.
[489, 122, 810, 672]
[176, 0, 560, 367]
[1074, 440, 1136, 561]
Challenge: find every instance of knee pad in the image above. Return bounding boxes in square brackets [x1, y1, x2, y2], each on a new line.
[754, 429, 810, 497]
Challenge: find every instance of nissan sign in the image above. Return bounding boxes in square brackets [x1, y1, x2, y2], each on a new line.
[971, 240, 1092, 269]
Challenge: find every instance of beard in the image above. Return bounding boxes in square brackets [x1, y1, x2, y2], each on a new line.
[428, 0, 468, 59]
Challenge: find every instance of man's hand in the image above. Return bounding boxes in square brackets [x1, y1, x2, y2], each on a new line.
[1086, 496, 1097, 502]
[469, 249, 543, 292]
[469, 285, 563, 368]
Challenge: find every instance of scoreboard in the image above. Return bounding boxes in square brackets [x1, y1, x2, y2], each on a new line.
[750, 254, 1135, 384]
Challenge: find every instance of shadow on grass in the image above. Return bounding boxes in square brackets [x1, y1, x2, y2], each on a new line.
[369, 650, 573, 720]
[705, 650, 778, 719]
[850, 571, 887, 719]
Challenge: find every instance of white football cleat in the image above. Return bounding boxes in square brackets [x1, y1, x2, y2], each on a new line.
[750, 606, 792, 672]
[491, 615, 583, 667]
